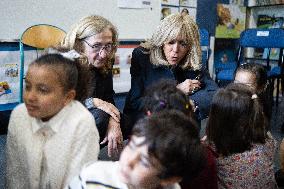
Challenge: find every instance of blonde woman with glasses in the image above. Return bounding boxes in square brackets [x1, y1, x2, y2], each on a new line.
[61, 15, 126, 158]
[124, 13, 218, 129]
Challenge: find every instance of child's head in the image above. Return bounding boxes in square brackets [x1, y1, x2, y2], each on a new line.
[207, 83, 267, 156]
[24, 52, 91, 121]
[143, 79, 198, 124]
[234, 63, 267, 94]
[119, 110, 206, 189]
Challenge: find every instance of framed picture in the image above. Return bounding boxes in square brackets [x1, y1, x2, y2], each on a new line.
[0, 50, 19, 105]
[0, 42, 41, 109]
[215, 4, 246, 38]
[161, 0, 179, 6]
[161, 5, 179, 20]
[113, 42, 140, 93]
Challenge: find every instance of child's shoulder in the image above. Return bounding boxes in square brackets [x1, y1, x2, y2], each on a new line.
[68, 100, 94, 120]
[11, 103, 29, 119]
[70, 161, 127, 189]
[64, 100, 96, 129]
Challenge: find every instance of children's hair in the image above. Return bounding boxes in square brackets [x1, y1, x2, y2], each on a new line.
[235, 63, 267, 93]
[207, 83, 267, 156]
[31, 52, 93, 102]
[132, 110, 206, 181]
[143, 79, 198, 126]
[234, 62, 272, 120]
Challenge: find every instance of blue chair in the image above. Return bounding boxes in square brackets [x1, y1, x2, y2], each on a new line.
[19, 24, 66, 102]
[214, 49, 238, 84]
[237, 28, 284, 106]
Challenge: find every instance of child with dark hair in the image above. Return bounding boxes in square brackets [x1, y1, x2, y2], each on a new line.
[6, 52, 100, 189]
[234, 62, 272, 121]
[206, 83, 277, 188]
[143, 79, 200, 127]
[143, 79, 218, 189]
[67, 110, 206, 189]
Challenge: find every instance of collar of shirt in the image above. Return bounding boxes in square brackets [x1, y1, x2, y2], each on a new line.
[31, 101, 74, 134]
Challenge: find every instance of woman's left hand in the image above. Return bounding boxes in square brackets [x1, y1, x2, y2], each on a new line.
[100, 117, 124, 157]
[93, 98, 121, 122]
[176, 79, 201, 95]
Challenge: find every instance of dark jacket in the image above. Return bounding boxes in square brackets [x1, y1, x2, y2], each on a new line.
[88, 67, 130, 142]
[89, 67, 115, 142]
[124, 47, 218, 128]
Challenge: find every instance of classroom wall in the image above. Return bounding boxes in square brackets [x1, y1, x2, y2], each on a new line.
[0, 0, 161, 40]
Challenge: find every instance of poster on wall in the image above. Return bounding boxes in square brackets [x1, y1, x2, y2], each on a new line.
[161, 5, 179, 20]
[113, 44, 139, 93]
[215, 4, 246, 38]
[161, 0, 179, 6]
[0, 51, 20, 104]
[0, 49, 39, 105]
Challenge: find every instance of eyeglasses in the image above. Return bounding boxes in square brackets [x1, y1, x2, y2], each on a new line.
[83, 40, 114, 53]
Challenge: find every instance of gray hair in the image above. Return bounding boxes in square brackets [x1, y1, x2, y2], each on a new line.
[141, 13, 201, 70]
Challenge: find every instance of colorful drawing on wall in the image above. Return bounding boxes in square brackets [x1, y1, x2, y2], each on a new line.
[0, 48, 39, 105]
[0, 81, 12, 97]
[113, 44, 139, 93]
[161, 5, 179, 20]
[215, 4, 246, 38]
[0, 51, 20, 104]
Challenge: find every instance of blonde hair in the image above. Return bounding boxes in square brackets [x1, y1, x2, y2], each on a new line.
[141, 13, 201, 70]
[61, 15, 118, 74]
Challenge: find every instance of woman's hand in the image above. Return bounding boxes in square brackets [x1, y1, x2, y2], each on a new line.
[100, 117, 124, 157]
[176, 79, 201, 95]
[93, 98, 120, 122]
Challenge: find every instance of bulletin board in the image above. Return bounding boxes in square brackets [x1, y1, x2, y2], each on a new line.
[0, 43, 40, 110]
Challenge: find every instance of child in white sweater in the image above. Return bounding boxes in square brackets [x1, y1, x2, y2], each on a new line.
[6, 52, 100, 189]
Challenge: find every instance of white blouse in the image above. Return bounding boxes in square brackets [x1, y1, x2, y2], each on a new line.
[6, 100, 100, 189]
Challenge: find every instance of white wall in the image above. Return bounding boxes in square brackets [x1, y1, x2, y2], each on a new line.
[0, 0, 161, 40]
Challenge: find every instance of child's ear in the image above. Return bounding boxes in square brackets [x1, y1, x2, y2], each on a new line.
[64, 89, 76, 105]
[160, 176, 182, 186]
